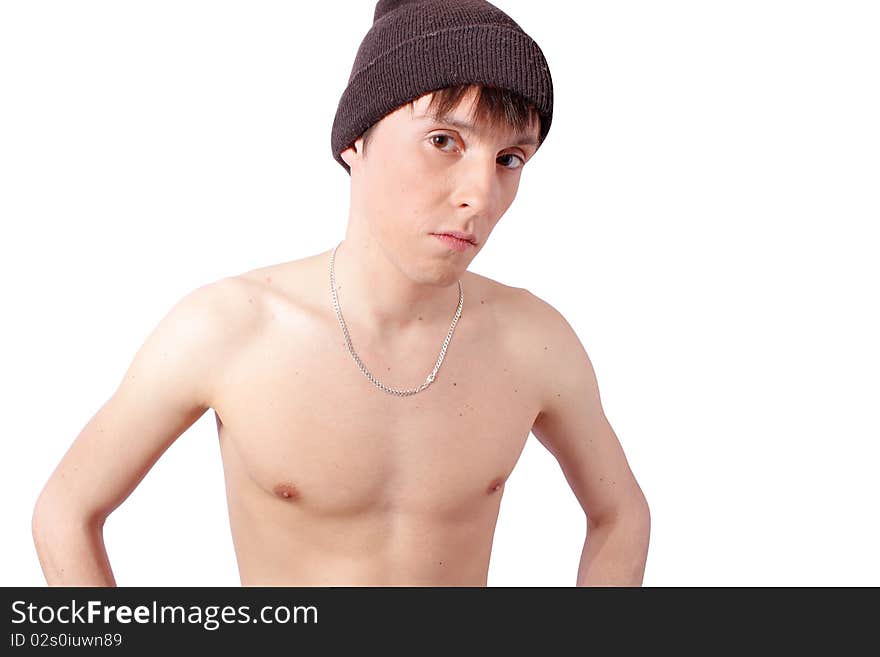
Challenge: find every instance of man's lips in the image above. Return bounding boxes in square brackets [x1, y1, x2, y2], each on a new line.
[431, 231, 477, 245]
[432, 233, 475, 251]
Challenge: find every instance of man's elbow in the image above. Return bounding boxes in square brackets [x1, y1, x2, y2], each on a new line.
[32, 495, 61, 578]
[632, 500, 651, 539]
[32, 494, 115, 586]
[32, 493, 104, 550]
[631, 494, 651, 530]
[32, 495, 66, 557]
[588, 496, 651, 533]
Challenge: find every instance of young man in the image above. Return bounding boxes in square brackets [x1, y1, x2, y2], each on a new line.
[33, 0, 650, 586]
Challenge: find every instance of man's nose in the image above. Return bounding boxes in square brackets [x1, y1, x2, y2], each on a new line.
[453, 156, 498, 211]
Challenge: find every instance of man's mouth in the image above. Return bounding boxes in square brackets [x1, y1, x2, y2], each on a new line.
[431, 230, 477, 244]
[432, 233, 476, 251]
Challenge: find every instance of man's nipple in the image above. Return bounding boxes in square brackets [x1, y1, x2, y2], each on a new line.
[272, 482, 301, 501]
[486, 477, 505, 495]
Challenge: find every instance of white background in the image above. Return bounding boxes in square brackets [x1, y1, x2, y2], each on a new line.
[1, 1, 877, 586]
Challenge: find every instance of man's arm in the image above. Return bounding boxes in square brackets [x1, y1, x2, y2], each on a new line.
[31, 276, 256, 586]
[522, 289, 651, 586]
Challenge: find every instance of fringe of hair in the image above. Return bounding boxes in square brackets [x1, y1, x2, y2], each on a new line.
[361, 84, 540, 154]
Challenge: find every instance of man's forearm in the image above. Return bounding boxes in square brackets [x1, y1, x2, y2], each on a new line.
[33, 509, 117, 586]
[576, 509, 650, 586]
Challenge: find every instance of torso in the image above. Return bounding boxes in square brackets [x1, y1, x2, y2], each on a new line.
[210, 249, 543, 586]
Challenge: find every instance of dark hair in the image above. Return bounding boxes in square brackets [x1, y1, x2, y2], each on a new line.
[359, 83, 541, 156]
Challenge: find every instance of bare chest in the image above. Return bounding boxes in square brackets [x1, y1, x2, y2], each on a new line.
[211, 287, 541, 518]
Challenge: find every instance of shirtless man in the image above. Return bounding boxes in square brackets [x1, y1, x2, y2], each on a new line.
[32, 0, 650, 587]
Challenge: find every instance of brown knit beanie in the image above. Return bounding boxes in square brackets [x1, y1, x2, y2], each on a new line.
[331, 0, 554, 175]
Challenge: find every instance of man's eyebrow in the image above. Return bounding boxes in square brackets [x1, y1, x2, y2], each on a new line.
[418, 112, 539, 147]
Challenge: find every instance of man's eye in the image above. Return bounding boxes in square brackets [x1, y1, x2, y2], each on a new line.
[430, 134, 457, 150]
[499, 154, 525, 170]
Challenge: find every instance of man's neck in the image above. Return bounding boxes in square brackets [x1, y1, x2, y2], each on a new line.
[330, 236, 463, 340]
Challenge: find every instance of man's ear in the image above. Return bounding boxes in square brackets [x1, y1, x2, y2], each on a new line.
[340, 136, 364, 169]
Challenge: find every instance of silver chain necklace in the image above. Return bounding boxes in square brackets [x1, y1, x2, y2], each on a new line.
[330, 241, 463, 396]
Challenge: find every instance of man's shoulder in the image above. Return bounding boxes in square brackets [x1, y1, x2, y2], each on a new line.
[170, 255, 322, 349]
[468, 278, 581, 414]
[462, 273, 570, 356]
[493, 282, 583, 372]
[232, 253, 317, 293]
[225, 253, 322, 315]
[462, 270, 526, 306]
[214, 253, 340, 343]
[179, 273, 268, 349]
[515, 286, 569, 327]
[466, 273, 563, 329]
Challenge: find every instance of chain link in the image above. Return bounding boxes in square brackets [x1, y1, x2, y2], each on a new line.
[330, 241, 463, 396]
